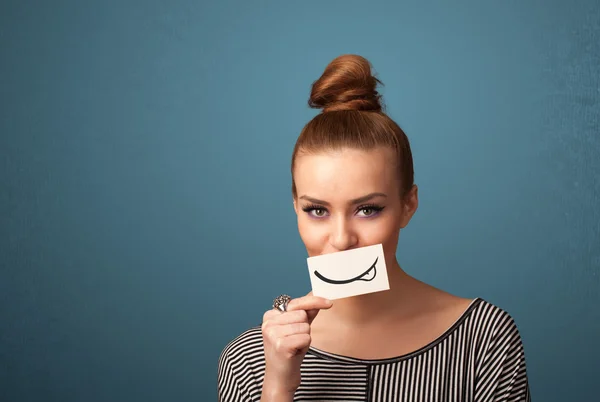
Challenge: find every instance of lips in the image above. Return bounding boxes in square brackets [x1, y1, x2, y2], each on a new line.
[313, 257, 378, 285]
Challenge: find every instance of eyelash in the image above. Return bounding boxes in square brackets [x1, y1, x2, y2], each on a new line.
[301, 203, 385, 218]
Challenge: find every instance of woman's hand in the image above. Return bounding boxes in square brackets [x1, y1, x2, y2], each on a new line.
[260, 295, 333, 400]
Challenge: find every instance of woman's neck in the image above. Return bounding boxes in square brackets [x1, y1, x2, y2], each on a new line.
[311, 259, 425, 328]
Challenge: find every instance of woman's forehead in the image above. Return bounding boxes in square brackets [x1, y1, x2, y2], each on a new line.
[294, 147, 398, 197]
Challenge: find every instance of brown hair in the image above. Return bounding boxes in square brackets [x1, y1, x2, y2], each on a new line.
[291, 54, 414, 199]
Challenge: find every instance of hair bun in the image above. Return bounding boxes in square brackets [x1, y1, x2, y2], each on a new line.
[308, 54, 383, 113]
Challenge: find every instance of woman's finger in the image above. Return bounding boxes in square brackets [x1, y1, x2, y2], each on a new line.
[264, 322, 310, 341]
[286, 296, 333, 313]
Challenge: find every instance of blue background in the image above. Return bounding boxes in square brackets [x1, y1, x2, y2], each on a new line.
[1, 0, 599, 401]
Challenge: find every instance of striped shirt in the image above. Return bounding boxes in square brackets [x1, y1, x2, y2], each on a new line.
[217, 298, 531, 401]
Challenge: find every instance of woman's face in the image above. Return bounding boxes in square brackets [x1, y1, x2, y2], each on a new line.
[293, 146, 418, 263]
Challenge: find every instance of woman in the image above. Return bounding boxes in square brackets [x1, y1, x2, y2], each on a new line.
[218, 54, 530, 402]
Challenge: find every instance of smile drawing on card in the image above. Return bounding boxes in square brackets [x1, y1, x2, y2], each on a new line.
[306, 244, 390, 300]
[313, 257, 378, 284]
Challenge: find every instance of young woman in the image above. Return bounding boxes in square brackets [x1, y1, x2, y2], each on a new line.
[218, 54, 530, 402]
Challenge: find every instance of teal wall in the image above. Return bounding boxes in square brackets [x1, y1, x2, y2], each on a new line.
[1, 1, 599, 401]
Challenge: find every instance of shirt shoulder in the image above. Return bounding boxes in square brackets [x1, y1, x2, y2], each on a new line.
[219, 325, 264, 369]
[466, 298, 524, 343]
[217, 326, 265, 402]
[467, 299, 531, 400]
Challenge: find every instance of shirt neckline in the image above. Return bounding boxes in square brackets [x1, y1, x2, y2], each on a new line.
[307, 297, 484, 365]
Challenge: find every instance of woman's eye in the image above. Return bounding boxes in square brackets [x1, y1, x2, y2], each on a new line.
[360, 208, 374, 216]
[301, 205, 329, 218]
[357, 206, 383, 217]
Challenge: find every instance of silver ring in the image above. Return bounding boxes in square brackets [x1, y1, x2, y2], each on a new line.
[273, 294, 291, 312]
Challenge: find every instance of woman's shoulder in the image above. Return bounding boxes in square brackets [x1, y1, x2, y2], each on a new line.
[425, 281, 523, 335]
[460, 297, 527, 353]
[466, 298, 531, 399]
[419, 279, 523, 336]
[218, 325, 264, 367]
[217, 326, 266, 400]
[466, 297, 522, 331]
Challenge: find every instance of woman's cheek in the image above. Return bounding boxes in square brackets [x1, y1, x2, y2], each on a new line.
[357, 218, 394, 243]
[298, 218, 325, 255]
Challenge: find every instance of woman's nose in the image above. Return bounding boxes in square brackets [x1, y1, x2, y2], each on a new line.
[329, 216, 358, 251]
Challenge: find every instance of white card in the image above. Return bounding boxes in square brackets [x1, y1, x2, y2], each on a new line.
[306, 244, 389, 300]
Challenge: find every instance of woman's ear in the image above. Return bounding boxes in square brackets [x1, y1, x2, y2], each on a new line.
[400, 185, 419, 228]
[293, 199, 298, 215]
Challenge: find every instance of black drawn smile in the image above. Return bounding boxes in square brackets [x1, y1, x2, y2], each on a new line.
[313, 257, 378, 285]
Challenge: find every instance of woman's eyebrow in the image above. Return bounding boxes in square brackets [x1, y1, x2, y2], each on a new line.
[299, 192, 387, 206]
[351, 192, 387, 205]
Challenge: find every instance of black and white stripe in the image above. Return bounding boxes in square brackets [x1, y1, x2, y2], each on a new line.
[218, 298, 531, 401]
